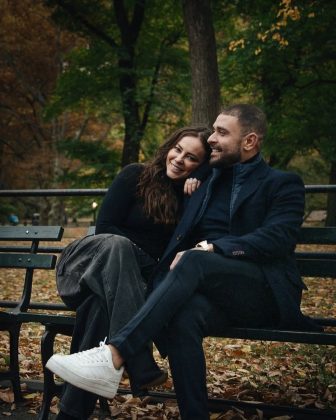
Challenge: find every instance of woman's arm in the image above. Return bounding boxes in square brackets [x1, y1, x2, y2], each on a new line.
[95, 164, 143, 235]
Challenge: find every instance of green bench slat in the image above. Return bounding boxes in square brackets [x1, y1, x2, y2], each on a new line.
[296, 251, 336, 260]
[297, 259, 336, 277]
[212, 327, 336, 346]
[0, 253, 56, 269]
[16, 312, 75, 325]
[0, 226, 64, 241]
[0, 300, 68, 310]
[298, 227, 336, 244]
[0, 245, 64, 253]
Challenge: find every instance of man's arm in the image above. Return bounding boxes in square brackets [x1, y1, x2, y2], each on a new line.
[170, 172, 304, 269]
[212, 172, 305, 262]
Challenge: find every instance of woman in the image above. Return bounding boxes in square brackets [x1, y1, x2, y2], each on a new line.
[52, 126, 211, 420]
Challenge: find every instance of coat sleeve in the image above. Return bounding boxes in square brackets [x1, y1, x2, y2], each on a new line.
[95, 164, 142, 235]
[212, 172, 305, 262]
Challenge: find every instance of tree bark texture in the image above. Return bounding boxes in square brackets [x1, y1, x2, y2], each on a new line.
[114, 0, 145, 166]
[182, 0, 221, 127]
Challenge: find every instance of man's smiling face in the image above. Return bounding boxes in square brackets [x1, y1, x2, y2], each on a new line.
[207, 114, 244, 168]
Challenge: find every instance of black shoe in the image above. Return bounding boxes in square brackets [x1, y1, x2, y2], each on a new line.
[139, 369, 168, 390]
[125, 347, 168, 396]
[56, 411, 79, 420]
[127, 369, 168, 397]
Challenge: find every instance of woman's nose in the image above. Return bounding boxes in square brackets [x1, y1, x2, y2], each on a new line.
[174, 154, 184, 163]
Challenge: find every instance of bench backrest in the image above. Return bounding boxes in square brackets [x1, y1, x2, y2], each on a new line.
[296, 227, 336, 277]
[0, 226, 64, 313]
[295, 226, 336, 329]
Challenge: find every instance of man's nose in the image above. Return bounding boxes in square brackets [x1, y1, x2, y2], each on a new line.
[207, 133, 215, 144]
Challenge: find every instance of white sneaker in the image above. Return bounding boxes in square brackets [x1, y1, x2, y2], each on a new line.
[46, 341, 124, 399]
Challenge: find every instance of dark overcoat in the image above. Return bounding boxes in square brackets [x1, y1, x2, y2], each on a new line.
[155, 158, 320, 331]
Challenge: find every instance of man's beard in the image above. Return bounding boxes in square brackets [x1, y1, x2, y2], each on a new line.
[209, 149, 241, 168]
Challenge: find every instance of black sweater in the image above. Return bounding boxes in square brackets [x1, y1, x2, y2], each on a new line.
[95, 163, 178, 260]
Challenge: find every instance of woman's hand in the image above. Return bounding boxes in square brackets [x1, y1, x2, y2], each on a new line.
[170, 245, 212, 270]
[170, 251, 186, 270]
[184, 178, 201, 196]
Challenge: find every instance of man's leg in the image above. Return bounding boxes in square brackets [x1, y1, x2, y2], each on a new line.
[166, 294, 225, 420]
[165, 264, 278, 420]
[110, 250, 277, 358]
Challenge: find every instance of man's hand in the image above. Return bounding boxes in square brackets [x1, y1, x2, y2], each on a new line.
[184, 178, 201, 196]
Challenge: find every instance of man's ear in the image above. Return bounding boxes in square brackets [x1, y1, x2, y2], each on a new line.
[243, 133, 259, 151]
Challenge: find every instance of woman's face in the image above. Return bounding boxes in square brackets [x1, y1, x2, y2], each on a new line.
[166, 135, 206, 181]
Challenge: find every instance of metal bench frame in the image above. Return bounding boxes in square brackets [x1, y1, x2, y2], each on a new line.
[1, 226, 336, 419]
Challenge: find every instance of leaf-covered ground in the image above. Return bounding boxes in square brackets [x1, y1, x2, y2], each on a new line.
[0, 228, 335, 419]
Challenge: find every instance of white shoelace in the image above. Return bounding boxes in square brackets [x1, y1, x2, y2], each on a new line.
[74, 337, 109, 363]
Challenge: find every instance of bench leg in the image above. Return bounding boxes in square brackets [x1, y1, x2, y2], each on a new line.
[9, 323, 23, 402]
[0, 322, 23, 402]
[38, 324, 74, 420]
[38, 327, 62, 420]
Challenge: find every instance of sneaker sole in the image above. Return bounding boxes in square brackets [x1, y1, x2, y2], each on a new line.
[46, 357, 117, 399]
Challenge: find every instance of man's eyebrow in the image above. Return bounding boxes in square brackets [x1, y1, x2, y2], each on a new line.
[214, 125, 228, 132]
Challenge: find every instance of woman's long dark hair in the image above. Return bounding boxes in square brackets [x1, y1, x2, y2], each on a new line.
[137, 126, 211, 225]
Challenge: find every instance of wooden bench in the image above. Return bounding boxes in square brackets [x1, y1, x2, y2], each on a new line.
[0, 225, 75, 420]
[1, 226, 336, 419]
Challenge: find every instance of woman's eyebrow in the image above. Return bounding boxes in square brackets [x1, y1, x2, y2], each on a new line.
[176, 142, 200, 160]
[187, 151, 201, 160]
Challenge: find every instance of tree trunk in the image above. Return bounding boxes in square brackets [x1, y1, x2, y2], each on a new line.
[325, 161, 336, 226]
[182, 0, 221, 126]
[118, 53, 143, 166]
[114, 0, 146, 166]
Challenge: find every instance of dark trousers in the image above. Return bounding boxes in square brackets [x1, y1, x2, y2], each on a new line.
[59, 295, 108, 419]
[109, 251, 279, 420]
[57, 235, 157, 419]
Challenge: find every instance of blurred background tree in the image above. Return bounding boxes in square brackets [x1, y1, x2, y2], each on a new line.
[217, 0, 336, 223]
[0, 0, 335, 224]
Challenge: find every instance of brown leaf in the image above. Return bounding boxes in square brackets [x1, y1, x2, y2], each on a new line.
[270, 417, 292, 420]
[0, 390, 14, 404]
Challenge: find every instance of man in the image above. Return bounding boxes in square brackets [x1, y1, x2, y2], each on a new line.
[47, 104, 319, 420]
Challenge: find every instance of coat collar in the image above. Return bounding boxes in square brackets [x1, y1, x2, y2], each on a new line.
[230, 154, 270, 215]
[180, 155, 270, 226]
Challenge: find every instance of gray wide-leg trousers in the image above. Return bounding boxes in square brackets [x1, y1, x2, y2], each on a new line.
[57, 233, 155, 336]
[56, 234, 156, 419]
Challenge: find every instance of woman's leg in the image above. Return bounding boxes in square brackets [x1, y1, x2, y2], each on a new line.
[56, 234, 164, 417]
[58, 295, 108, 419]
[81, 235, 152, 337]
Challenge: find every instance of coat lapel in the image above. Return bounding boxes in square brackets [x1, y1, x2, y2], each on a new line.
[177, 169, 219, 229]
[230, 159, 270, 217]
[159, 170, 218, 264]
